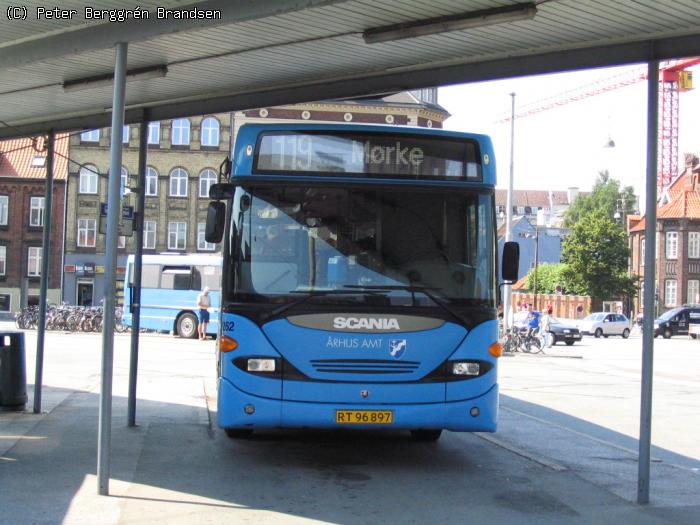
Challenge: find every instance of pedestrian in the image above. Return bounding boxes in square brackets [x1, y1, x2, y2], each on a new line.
[541, 305, 554, 347]
[197, 286, 211, 340]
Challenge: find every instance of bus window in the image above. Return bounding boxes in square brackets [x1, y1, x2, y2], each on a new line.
[142, 265, 161, 288]
[161, 266, 192, 290]
[191, 267, 202, 291]
[198, 265, 222, 291]
[127, 263, 161, 288]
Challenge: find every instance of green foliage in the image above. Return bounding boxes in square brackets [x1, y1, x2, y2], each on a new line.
[561, 210, 637, 301]
[525, 263, 567, 294]
[564, 171, 637, 228]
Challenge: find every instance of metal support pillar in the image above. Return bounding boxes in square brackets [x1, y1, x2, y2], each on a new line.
[638, 59, 659, 505]
[127, 118, 148, 427]
[503, 93, 516, 328]
[97, 42, 128, 496]
[33, 130, 54, 414]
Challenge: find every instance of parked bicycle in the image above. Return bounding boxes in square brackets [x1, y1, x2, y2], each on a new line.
[503, 328, 523, 354]
[13, 303, 128, 334]
[520, 330, 545, 354]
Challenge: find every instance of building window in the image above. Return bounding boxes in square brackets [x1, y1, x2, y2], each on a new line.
[77, 218, 97, 247]
[118, 236, 126, 249]
[168, 222, 186, 250]
[148, 122, 160, 144]
[640, 238, 645, 266]
[122, 125, 130, 144]
[665, 279, 677, 307]
[517, 206, 526, 215]
[0, 195, 9, 225]
[688, 280, 700, 304]
[199, 169, 217, 198]
[146, 167, 158, 196]
[200, 117, 220, 147]
[689, 232, 700, 259]
[81, 129, 99, 142]
[0, 293, 10, 312]
[169, 168, 188, 197]
[171, 118, 190, 145]
[79, 165, 99, 194]
[143, 221, 156, 249]
[27, 247, 41, 276]
[29, 196, 44, 227]
[496, 205, 505, 216]
[198, 223, 215, 251]
[665, 231, 678, 259]
[0, 246, 6, 275]
[120, 166, 129, 196]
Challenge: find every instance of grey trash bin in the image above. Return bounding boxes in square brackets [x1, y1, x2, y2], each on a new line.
[0, 332, 27, 411]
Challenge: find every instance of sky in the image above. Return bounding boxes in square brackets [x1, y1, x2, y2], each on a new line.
[438, 63, 700, 211]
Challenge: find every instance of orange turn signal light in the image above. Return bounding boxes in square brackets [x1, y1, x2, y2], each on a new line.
[219, 335, 239, 353]
[488, 342, 503, 358]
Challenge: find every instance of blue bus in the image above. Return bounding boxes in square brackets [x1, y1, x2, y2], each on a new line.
[124, 253, 221, 338]
[206, 123, 518, 440]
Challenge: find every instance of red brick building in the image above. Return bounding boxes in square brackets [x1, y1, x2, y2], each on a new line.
[629, 155, 700, 316]
[0, 135, 68, 313]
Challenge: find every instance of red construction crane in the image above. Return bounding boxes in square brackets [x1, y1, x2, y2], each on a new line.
[497, 58, 700, 189]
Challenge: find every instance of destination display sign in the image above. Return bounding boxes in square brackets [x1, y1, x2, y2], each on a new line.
[254, 132, 481, 179]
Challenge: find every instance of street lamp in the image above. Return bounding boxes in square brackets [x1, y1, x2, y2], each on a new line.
[614, 198, 626, 221]
[519, 229, 539, 310]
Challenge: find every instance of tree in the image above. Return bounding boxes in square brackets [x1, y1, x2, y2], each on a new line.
[561, 209, 637, 301]
[564, 171, 637, 228]
[525, 263, 567, 294]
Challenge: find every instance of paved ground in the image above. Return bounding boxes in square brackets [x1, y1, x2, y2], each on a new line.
[0, 323, 699, 524]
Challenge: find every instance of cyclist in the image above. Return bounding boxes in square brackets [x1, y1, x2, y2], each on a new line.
[527, 310, 540, 337]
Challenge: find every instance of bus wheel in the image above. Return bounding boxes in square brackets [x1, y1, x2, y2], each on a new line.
[410, 429, 442, 441]
[225, 428, 253, 439]
[177, 313, 198, 339]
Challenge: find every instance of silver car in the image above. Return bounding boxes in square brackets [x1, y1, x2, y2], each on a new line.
[578, 312, 631, 338]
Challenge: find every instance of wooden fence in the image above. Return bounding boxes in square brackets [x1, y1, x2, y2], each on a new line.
[512, 292, 592, 320]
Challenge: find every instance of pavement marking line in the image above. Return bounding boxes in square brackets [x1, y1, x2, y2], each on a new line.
[499, 406, 700, 473]
[501, 405, 644, 457]
[473, 432, 569, 472]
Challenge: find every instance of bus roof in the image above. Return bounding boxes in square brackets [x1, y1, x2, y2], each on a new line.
[126, 253, 222, 266]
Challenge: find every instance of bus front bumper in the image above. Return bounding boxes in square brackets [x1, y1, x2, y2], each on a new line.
[217, 378, 498, 432]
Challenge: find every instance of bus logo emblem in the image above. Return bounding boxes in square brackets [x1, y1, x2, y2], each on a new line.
[390, 339, 407, 359]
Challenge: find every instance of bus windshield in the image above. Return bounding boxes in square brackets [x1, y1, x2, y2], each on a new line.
[227, 186, 495, 309]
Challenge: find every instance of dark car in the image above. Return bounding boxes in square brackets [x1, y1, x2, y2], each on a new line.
[654, 305, 700, 338]
[548, 316, 582, 346]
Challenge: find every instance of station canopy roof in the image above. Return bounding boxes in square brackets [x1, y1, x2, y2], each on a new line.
[2, 0, 700, 139]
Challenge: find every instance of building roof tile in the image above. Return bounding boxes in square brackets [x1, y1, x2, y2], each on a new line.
[0, 134, 69, 180]
[630, 169, 700, 233]
[495, 189, 586, 208]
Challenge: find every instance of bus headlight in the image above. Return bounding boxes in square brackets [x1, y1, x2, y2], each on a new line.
[247, 359, 276, 372]
[452, 361, 480, 376]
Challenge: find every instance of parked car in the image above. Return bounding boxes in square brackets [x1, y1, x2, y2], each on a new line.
[547, 316, 582, 346]
[578, 312, 631, 338]
[654, 305, 700, 338]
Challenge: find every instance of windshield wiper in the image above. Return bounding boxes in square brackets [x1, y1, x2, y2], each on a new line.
[261, 289, 384, 321]
[342, 284, 471, 327]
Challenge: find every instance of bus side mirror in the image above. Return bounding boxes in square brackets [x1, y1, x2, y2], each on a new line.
[209, 183, 236, 199]
[502, 241, 519, 283]
[205, 201, 226, 243]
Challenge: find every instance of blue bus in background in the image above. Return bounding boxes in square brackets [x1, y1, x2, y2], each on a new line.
[206, 123, 518, 440]
[124, 253, 221, 338]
